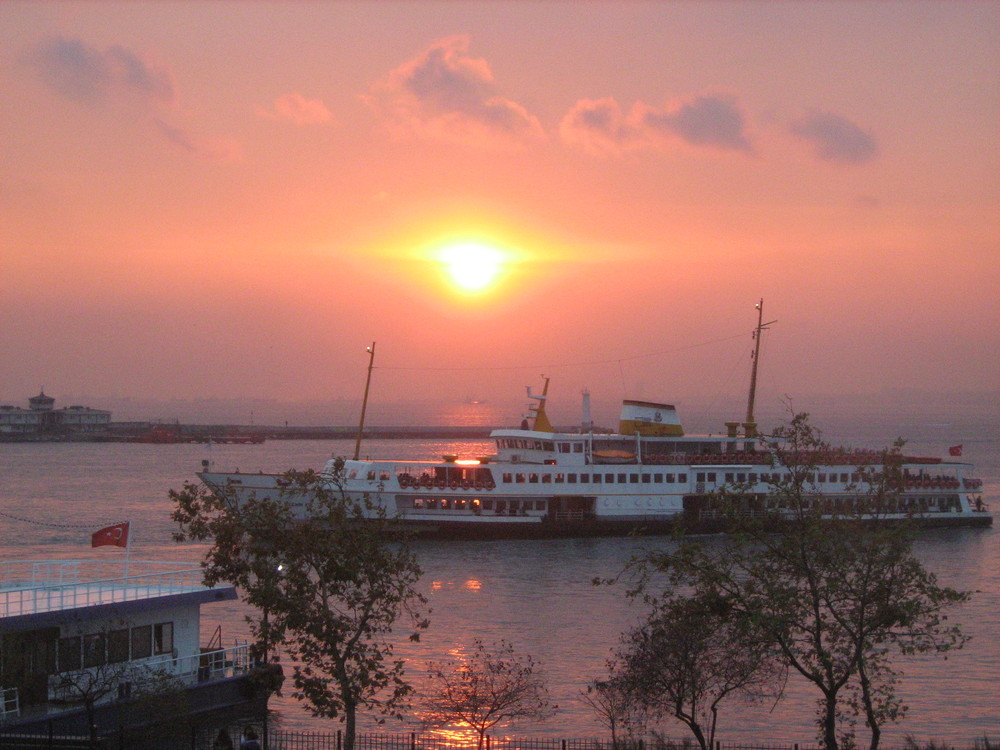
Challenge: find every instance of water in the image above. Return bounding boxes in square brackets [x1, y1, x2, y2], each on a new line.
[1, 423, 997, 745]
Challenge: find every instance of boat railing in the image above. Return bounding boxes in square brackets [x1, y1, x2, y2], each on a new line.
[0, 687, 18, 720]
[550, 510, 596, 523]
[0, 561, 209, 618]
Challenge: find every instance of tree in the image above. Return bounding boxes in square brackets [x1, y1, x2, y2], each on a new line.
[581, 673, 649, 750]
[171, 465, 429, 750]
[422, 639, 554, 749]
[623, 414, 969, 750]
[608, 593, 784, 750]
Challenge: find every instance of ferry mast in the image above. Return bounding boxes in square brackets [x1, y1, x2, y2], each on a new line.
[745, 299, 776, 436]
[354, 341, 376, 460]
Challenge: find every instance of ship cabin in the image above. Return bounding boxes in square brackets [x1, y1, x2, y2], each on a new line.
[0, 560, 263, 739]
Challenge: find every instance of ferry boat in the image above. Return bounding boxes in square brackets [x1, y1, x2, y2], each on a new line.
[0, 558, 274, 743]
[198, 303, 991, 539]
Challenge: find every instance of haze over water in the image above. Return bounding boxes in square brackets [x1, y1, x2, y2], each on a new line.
[2, 407, 996, 745]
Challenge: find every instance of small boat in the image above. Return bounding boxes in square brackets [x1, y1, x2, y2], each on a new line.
[198, 302, 991, 539]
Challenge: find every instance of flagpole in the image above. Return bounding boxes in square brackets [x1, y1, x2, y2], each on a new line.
[124, 521, 132, 581]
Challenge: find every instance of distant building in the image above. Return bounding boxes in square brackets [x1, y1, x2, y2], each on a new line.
[0, 390, 111, 434]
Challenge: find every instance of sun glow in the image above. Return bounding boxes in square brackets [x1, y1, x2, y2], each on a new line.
[438, 242, 504, 292]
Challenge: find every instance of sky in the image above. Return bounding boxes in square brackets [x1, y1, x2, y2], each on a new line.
[2, 1, 998, 426]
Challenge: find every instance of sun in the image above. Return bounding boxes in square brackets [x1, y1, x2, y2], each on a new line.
[438, 242, 504, 292]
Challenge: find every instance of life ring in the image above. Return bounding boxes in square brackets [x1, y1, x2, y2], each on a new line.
[474, 481, 484, 490]
[462, 481, 471, 490]
[449, 481, 458, 490]
[485, 481, 495, 490]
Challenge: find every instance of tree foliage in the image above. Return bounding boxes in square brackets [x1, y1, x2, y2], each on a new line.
[620, 414, 969, 750]
[171, 464, 428, 750]
[422, 639, 554, 749]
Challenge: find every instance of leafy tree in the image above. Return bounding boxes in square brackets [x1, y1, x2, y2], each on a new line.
[622, 414, 969, 750]
[422, 639, 554, 749]
[608, 593, 784, 750]
[581, 673, 649, 750]
[171, 464, 429, 750]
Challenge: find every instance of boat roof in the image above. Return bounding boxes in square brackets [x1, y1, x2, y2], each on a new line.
[0, 560, 236, 632]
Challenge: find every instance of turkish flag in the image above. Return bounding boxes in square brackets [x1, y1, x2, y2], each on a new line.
[92, 522, 129, 548]
[948, 445, 963, 457]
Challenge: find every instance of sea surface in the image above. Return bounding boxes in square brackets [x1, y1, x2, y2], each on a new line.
[1, 416, 997, 745]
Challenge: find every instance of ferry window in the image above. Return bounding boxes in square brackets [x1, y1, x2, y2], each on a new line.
[618, 473, 627, 483]
[367, 471, 376, 481]
[503, 473, 513, 483]
[516, 473, 526, 483]
[641, 474, 651, 484]
[541, 474, 552, 484]
[630, 473, 639, 483]
[483, 500, 494, 510]
[131, 625, 152, 659]
[653, 473, 662, 483]
[107, 629, 129, 664]
[413, 498, 424, 509]
[427, 499, 439, 509]
[559, 443, 571, 453]
[568, 474, 577, 484]
[529, 474, 539, 483]
[536, 500, 546, 511]
[749, 473, 758, 483]
[379, 470, 391, 481]
[58, 636, 82, 672]
[472, 499, 481, 510]
[697, 472, 705, 482]
[808, 473, 815, 483]
[737, 473, 746, 483]
[83, 632, 106, 668]
[555, 473, 565, 483]
[818, 473, 827, 483]
[455, 499, 467, 510]
[534, 441, 543, 450]
[725, 473, 735, 483]
[441, 498, 450, 509]
[678, 473, 687, 483]
[593, 474, 602, 484]
[706, 472, 716, 482]
[543, 442, 555, 451]
[841, 473, 850, 483]
[509, 500, 519, 513]
[605, 474, 615, 483]
[580, 473, 590, 483]
[851, 473, 860, 483]
[574, 443, 584, 453]
[154, 623, 173, 656]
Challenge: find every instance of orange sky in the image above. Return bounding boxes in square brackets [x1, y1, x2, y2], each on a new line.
[2, 1, 998, 423]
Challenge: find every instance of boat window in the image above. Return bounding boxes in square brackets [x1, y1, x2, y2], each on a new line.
[593, 474, 602, 484]
[818, 473, 827, 483]
[427, 499, 438, 509]
[664, 473, 673, 483]
[629, 473, 639, 484]
[568, 474, 577, 484]
[367, 470, 376, 481]
[131, 625, 152, 659]
[413, 498, 424, 509]
[580, 473, 590, 483]
[483, 499, 493, 510]
[535, 500, 546, 511]
[808, 473, 815, 483]
[737, 473, 746, 482]
[605, 473, 615, 483]
[841, 473, 850, 483]
[541, 474, 552, 484]
[441, 498, 450, 509]
[529, 473, 539, 483]
[574, 443, 584, 453]
[502, 473, 513, 483]
[852, 473, 860, 483]
[378, 470, 390, 481]
[455, 499, 467, 510]
[496, 500, 507, 513]
[616, 473, 626, 483]
[534, 441, 543, 450]
[472, 498, 481, 510]
[58, 636, 82, 671]
[641, 474, 651, 484]
[678, 473, 687, 483]
[697, 472, 705, 482]
[555, 473, 565, 483]
[83, 632, 106, 668]
[516, 473, 526, 483]
[559, 443, 571, 453]
[107, 629, 129, 664]
[706, 472, 716, 482]
[725, 473, 735, 482]
[543, 441, 555, 451]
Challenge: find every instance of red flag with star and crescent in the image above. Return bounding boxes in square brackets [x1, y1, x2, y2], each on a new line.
[949, 445, 963, 457]
[92, 522, 129, 548]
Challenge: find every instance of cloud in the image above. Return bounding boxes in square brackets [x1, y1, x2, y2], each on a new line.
[366, 36, 543, 147]
[258, 93, 334, 125]
[153, 118, 242, 162]
[26, 35, 175, 106]
[560, 92, 753, 156]
[790, 110, 878, 165]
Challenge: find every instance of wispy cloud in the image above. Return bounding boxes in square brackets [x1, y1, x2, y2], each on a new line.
[790, 110, 878, 165]
[258, 93, 334, 125]
[365, 36, 543, 147]
[25, 35, 241, 162]
[560, 92, 753, 156]
[26, 35, 175, 106]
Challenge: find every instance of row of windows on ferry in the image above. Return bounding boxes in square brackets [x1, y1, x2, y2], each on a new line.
[410, 498, 546, 512]
[51, 622, 174, 674]
[500, 471, 690, 485]
[700, 471, 862, 484]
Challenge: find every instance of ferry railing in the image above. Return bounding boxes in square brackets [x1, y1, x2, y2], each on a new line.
[0, 686, 18, 719]
[0, 561, 211, 619]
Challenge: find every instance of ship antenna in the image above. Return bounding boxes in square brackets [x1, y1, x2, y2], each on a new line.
[745, 299, 776, 436]
[353, 341, 376, 461]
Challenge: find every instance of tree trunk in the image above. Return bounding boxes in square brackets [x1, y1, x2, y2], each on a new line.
[344, 702, 357, 750]
[821, 690, 839, 750]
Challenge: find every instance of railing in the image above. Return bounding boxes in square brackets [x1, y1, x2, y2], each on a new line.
[0, 686, 18, 719]
[0, 560, 211, 618]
